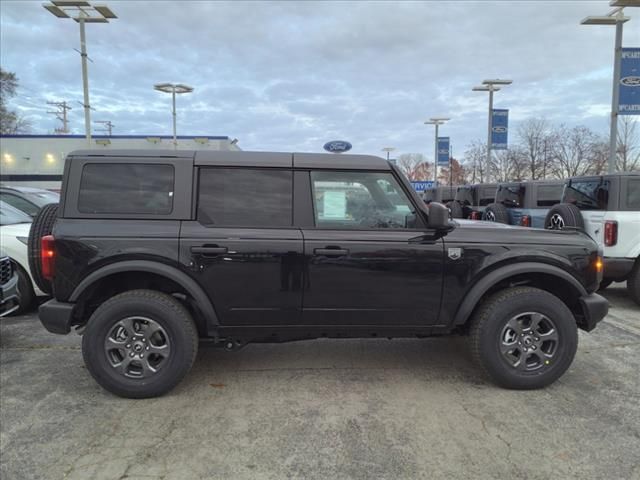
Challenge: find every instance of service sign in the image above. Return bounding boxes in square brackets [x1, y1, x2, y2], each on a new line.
[410, 181, 434, 192]
[437, 137, 450, 166]
[491, 109, 509, 150]
[619, 48, 640, 116]
[323, 140, 353, 153]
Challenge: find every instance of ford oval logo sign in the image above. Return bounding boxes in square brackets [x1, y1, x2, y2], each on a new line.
[620, 76, 640, 87]
[492, 126, 508, 133]
[323, 140, 352, 153]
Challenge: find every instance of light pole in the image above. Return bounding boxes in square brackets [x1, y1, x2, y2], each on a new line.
[381, 147, 395, 161]
[154, 83, 194, 149]
[581, 5, 631, 173]
[43, 1, 117, 146]
[424, 118, 449, 185]
[472, 79, 512, 182]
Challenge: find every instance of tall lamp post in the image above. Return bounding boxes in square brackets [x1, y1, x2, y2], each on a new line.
[581, 4, 632, 173]
[424, 118, 450, 185]
[381, 147, 395, 161]
[154, 83, 194, 149]
[43, 1, 117, 146]
[472, 79, 512, 182]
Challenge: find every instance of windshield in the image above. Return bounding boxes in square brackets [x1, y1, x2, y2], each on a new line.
[0, 201, 32, 226]
[26, 190, 60, 207]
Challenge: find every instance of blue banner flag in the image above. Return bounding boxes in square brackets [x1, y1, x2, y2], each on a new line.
[491, 109, 509, 150]
[619, 48, 640, 116]
[437, 137, 450, 166]
[410, 181, 434, 192]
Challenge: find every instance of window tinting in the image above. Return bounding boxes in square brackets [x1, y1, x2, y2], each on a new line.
[626, 179, 640, 209]
[78, 164, 174, 215]
[311, 171, 417, 229]
[198, 168, 292, 227]
[536, 185, 563, 207]
[563, 180, 608, 210]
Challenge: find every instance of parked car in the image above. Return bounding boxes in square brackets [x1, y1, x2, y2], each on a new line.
[0, 201, 43, 313]
[544, 172, 640, 304]
[483, 180, 564, 228]
[447, 183, 497, 219]
[0, 250, 19, 317]
[0, 186, 60, 218]
[422, 186, 456, 205]
[33, 149, 607, 398]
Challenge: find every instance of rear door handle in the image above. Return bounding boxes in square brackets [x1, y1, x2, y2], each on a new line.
[191, 245, 228, 255]
[313, 247, 349, 257]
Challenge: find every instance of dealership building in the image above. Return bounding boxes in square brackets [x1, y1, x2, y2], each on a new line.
[0, 134, 241, 189]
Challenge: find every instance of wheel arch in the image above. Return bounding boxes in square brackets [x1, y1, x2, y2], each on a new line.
[70, 260, 219, 334]
[453, 262, 588, 328]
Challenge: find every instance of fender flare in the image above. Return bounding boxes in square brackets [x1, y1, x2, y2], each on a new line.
[452, 262, 588, 326]
[69, 260, 219, 326]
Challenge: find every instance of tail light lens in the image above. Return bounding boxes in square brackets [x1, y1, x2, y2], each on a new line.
[604, 221, 618, 246]
[41, 235, 55, 280]
[520, 215, 531, 227]
[470, 211, 480, 220]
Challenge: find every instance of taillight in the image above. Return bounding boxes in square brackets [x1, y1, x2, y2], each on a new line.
[520, 215, 531, 227]
[604, 221, 618, 246]
[470, 211, 480, 220]
[41, 235, 55, 280]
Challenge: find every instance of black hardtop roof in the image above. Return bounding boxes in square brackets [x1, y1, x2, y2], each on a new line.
[565, 172, 640, 182]
[68, 149, 391, 170]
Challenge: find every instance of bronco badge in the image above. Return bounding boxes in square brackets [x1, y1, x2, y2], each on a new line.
[448, 248, 462, 260]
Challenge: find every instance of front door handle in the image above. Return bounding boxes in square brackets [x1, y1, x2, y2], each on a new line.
[191, 245, 228, 256]
[314, 247, 349, 257]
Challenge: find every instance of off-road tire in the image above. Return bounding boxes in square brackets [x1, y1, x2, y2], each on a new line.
[627, 260, 640, 307]
[13, 267, 35, 315]
[469, 286, 578, 389]
[27, 203, 58, 295]
[483, 203, 510, 224]
[544, 203, 584, 231]
[447, 201, 464, 219]
[598, 279, 613, 291]
[82, 289, 199, 398]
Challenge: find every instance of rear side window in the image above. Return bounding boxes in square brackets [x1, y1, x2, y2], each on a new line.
[626, 179, 640, 210]
[496, 185, 524, 208]
[78, 164, 174, 214]
[536, 185, 563, 207]
[479, 187, 496, 206]
[563, 180, 608, 210]
[198, 168, 292, 227]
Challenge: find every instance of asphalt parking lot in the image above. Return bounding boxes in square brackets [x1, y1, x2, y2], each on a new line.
[1, 285, 639, 480]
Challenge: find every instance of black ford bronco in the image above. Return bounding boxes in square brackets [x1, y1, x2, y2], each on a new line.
[33, 150, 608, 398]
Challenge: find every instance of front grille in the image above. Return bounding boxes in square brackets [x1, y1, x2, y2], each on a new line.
[0, 257, 12, 285]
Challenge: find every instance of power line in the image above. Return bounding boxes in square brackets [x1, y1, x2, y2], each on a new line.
[46, 101, 72, 134]
[94, 120, 114, 136]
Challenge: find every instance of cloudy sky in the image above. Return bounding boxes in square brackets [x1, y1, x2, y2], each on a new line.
[1, 0, 638, 159]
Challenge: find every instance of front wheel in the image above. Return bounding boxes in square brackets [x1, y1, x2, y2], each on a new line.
[82, 290, 198, 398]
[469, 286, 578, 389]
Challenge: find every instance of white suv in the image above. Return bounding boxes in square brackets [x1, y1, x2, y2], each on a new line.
[544, 173, 640, 306]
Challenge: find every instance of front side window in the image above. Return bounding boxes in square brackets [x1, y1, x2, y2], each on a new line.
[626, 179, 640, 210]
[563, 179, 608, 210]
[311, 171, 418, 229]
[78, 163, 174, 215]
[198, 168, 292, 227]
[536, 185, 563, 207]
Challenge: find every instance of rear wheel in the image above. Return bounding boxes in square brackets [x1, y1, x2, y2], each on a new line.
[469, 286, 578, 389]
[628, 260, 640, 306]
[82, 290, 199, 398]
[483, 203, 509, 224]
[13, 267, 35, 315]
[27, 203, 58, 295]
[598, 279, 613, 291]
[544, 203, 584, 231]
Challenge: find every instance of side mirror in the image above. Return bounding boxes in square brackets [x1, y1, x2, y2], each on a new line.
[428, 202, 450, 230]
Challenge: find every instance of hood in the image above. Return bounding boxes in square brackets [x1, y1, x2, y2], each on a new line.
[450, 219, 595, 247]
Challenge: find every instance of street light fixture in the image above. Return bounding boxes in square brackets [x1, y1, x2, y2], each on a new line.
[472, 79, 512, 182]
[424, 118, 450, 185]
[381, 147, 395, 161]
[153, 83, 194, 149]
[43, 1, 117, 146]
[581, 7, 631, 173]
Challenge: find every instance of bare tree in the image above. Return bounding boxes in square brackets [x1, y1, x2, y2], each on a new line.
[396, 153, 432, 181]
[0, 67, 30, 134]
[548, 125, 603, 178]
[489, 147, 527, 182]
[437, 157, 466, 186]
[463, 140, 487, 183]
[517, 118, 550, 180]
[616, 116, 640, 172]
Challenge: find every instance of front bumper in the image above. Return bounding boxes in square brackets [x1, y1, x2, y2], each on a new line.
[39, 299, 75, 334]
[0, 273, 20, 317]
[577, 293, 609, 332]
[603, 257, 635, 281]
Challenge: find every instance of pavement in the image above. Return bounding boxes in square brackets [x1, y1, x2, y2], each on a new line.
[1, 284, 639, 480]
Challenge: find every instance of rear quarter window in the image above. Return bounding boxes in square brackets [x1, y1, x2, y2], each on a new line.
[626, 179, 640, 210]
[78, 163, 175, 215]
[536, 185, 563, 207]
